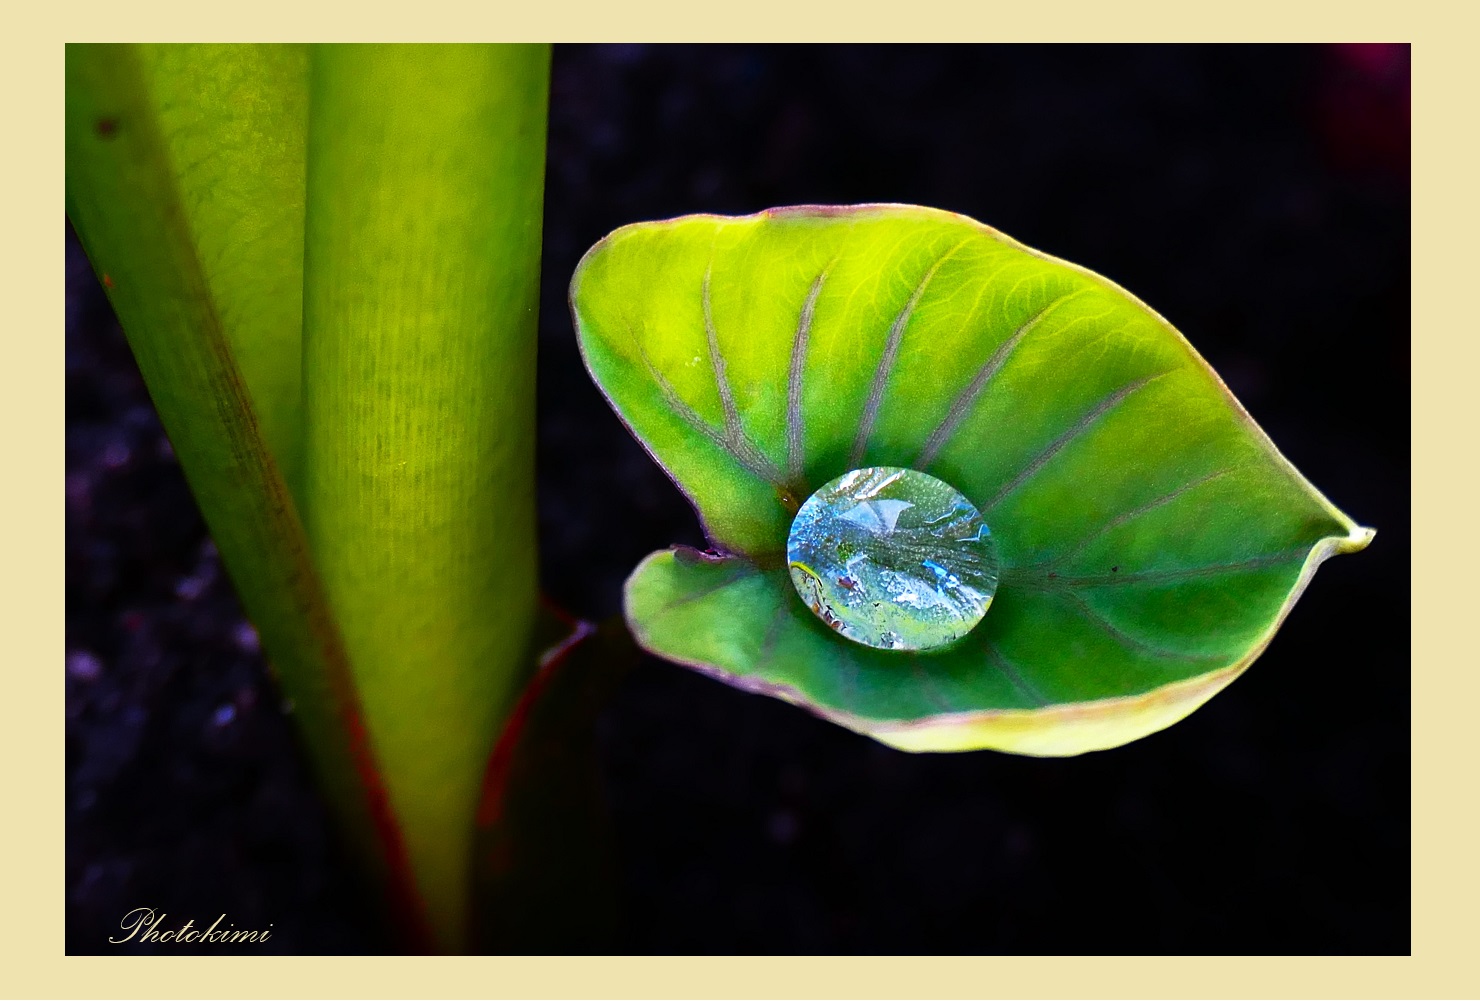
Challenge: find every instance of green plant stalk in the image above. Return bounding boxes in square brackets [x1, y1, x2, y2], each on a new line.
[64, 43, 428, 941]
[301, 44, 550, 952]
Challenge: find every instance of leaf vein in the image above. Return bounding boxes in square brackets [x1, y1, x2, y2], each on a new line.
[983, 642, 1050, 707]
[1049, 466, 1242, 567]
[651, 566, 758, 617]
[982, 368, 1175, 514]
[910, 655, 957, 713]
[1060, 591, 1225, 664]
[702, 263, 744, 439]
[1062, 548, 1306, 588]
[630, 325, 783, 485]
[848, 236, 973, 466]
[915, 287, 1095, 470]
[786, 264, 832, 488]
[753, 600, 792, 680]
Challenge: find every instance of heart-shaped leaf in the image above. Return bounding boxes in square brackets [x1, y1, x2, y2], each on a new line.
[571, 205, 1371, 755]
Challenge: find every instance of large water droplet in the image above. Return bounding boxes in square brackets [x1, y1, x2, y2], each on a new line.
[786, 467, 999, 651]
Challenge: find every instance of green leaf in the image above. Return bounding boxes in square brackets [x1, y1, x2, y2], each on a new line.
[68, 43, 553, 951]
[301, 43, 550, 950]
[68, 44, 311, 491]
[573, 205, 1373, 755]
[65, 42, 433, 944]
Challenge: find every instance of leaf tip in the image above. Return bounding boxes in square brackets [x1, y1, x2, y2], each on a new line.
[1336, 524, 1376, 555]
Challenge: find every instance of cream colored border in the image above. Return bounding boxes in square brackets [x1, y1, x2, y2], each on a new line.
[11, 11, 1460, 1001]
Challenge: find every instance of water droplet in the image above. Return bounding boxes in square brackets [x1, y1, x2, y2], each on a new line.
[786, 467, 999, 651]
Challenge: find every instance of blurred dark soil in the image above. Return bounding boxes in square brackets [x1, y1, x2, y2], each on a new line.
[66, 44, 1409, 954]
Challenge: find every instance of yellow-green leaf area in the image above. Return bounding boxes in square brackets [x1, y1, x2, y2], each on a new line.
[576, 205, 1373, 755]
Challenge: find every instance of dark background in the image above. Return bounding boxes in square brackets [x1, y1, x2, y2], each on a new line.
[66, 44, 1409, 954]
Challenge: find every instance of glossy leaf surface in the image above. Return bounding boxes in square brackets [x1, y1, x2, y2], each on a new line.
[573, 205, 1372, 755]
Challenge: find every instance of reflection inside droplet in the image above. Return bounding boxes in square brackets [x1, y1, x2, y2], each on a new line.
[786, 467, 999, 651]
